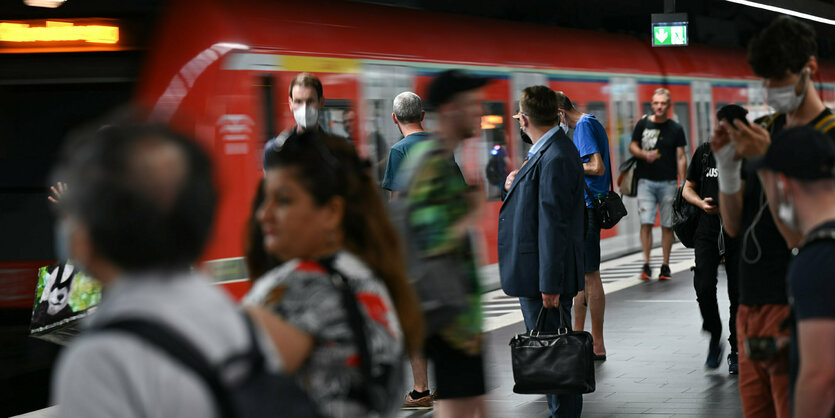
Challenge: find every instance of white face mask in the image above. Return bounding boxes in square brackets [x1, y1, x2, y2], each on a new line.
[765, 69, 808, 114]
[293, 105, 319, 129]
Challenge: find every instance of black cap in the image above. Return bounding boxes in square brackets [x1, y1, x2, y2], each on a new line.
[753, 126, 835, 180]
[426, 70, 488, 108]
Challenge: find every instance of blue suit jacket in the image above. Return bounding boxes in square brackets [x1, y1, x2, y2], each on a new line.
[498, 129, 585, 298]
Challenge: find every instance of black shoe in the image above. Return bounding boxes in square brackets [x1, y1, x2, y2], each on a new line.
[659, 264, 672, 280]
[706, 340, 724, 369]
[641, 263, 651, 280]
[728, 352, 738, 375]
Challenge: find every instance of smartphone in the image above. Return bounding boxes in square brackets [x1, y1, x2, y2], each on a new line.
[717, 104, 749, 127]
[745, 337, 779, 361]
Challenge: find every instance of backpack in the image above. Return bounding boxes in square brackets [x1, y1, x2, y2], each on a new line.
[96, 314, 323, 418]
[671, 142, 711, 248]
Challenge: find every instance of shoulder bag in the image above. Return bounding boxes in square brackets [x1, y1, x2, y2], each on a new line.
[509, 307, 595, 395]
[584, 171, 627, 229]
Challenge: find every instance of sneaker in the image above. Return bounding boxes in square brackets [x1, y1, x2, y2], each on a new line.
[706, 340, 724, 369]
[728, 352, 739, 375]
[402, 391, 433, 409]
[658, 264, 672, 280]
[641, 263, 651, 280]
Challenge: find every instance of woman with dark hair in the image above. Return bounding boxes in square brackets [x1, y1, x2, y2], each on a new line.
[243, 131, 423, 417]
[244, 178, 280, 280]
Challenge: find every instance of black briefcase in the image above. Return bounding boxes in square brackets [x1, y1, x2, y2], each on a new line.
[509, 307, 595, 395]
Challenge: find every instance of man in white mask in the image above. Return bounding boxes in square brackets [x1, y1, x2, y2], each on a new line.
[264, 73, 350, 164]
[753, 126, 835, 418]
[711, 16, 835, 418]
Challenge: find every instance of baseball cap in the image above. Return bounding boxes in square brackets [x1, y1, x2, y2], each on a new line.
[752, 125, 835, 180]
[426, 70, 488, 108]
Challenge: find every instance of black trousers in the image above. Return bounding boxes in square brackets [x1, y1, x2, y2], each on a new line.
[692, 215, 740, 352]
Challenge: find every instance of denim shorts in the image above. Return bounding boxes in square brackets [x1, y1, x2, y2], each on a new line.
[637, 179, 678, 228]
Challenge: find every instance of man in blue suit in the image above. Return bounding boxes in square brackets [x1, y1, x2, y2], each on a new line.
[498, 85, 585, 418]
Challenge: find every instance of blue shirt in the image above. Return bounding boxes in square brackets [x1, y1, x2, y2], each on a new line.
[381, 132, 430, 191]
[572, 114, 611, 207]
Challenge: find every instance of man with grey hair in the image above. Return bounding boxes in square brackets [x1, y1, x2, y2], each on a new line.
[382, 91, 429, 199]
[381, 91, 434, 409]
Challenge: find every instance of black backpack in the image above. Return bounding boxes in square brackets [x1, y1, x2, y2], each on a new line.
[96, 314, 323, 418]
[672, 142, 711, 248]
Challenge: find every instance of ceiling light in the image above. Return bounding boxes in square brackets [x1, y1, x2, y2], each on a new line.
[23, 0, 66, 8]
[725, 0, 835, 26]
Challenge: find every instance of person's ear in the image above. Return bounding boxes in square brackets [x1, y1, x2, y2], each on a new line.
[392, 112, 398, 125]
[806, 56, 818, 76]
[69, 220, 94, 269]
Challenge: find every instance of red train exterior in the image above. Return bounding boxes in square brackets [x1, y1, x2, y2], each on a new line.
[4, 0, 835, 307]
[134, 0, 835, 299]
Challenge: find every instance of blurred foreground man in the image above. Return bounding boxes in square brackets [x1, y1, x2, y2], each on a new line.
[755, 127, 835, 418]
[51, 122, 275, 417]
[404, 70, 487, 418]
[499, 86, 585, 418]
[714, 16, 835, 418]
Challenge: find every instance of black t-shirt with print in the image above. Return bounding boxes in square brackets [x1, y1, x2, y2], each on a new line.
[738, 108, 835, 305]
[686, 142, 721, 231]
[632, 117, 688, 181]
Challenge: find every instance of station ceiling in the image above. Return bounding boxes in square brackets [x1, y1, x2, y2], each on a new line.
[2, 0, 835, 58]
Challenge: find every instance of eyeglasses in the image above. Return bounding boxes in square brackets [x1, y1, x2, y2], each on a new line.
[512, 112, 528, 121]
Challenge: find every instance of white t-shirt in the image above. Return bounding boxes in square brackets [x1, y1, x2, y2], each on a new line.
[52, 271, 281, 418]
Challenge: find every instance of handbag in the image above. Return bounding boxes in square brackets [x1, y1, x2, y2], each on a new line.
[584, 172, 627, 229]
[509, 307, 595, 395]
[617, 157, 639, 197]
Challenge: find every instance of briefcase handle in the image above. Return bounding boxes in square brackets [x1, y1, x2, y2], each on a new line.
[531, 307, 569, 337]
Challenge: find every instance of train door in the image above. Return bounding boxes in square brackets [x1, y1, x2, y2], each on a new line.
[691, 81, 713, 150]
[361, 64, 414, 182]
[509, 72, 546, 166]
[610, 77, 640, 248]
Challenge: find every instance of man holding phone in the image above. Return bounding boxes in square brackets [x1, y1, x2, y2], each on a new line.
[682, 105, 743, 374]
[712, 16, 835, 418]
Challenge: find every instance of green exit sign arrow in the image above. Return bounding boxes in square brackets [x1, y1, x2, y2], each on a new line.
[651, 12, 688, 47]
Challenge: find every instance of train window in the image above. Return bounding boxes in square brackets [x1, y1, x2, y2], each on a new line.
[674, 102, 691, 145]
[481, 101, 508, 201]
[258, 75, 277, 141]
[586, 102, 608, 135]
[363, 98, 390, 182]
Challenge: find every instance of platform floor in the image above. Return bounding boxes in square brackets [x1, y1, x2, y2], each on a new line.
[399, 244, 742, 418]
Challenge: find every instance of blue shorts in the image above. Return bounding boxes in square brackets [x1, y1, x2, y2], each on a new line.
[584, 207, 601, 273]
[637, 179, 677, 228]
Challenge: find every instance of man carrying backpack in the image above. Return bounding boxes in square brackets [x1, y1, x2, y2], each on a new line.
[682, 106, 742, 375]
[50, 121, 283, 418]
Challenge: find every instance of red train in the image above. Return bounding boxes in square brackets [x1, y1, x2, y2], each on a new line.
[3, 0, 835, 307]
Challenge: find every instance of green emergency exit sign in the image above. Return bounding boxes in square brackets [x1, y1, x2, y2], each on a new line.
[651, 13, 688, 47]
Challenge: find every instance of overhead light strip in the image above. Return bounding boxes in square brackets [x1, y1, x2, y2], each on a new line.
[726, 0, 835, 26]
